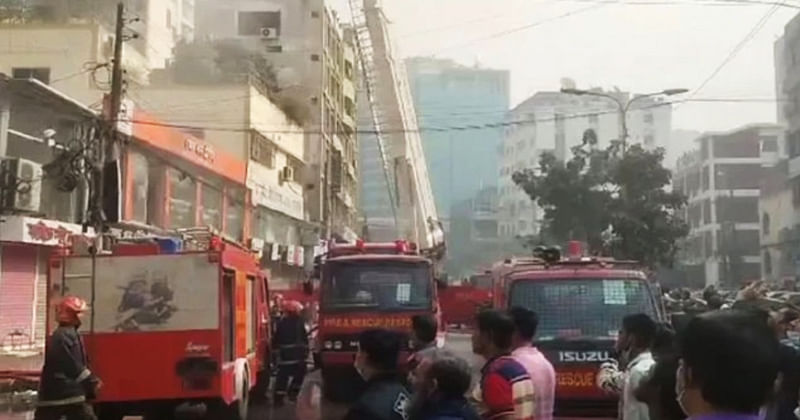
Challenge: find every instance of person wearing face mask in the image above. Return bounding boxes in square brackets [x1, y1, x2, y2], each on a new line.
[343, 329, 411, 420]
[675, 310, 780, 420]
[407, 350, 481, 420]
[597, 313, 657, 420]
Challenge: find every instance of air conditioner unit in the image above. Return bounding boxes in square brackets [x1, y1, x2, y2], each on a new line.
[260, 27, 279, 40]
[279, 166, 295, 184]
[1, 157, 43, 213]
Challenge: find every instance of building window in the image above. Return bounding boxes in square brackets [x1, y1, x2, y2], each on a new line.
[311, 10, 320, 18]
[761, 136, 778, 152]
[764, 251, 772, 275]
[12, 67, 50, 84]
[311, 54, 320, 62]
[762, 212, 770, 236]
[643, 113, 654, 124]
[201, 182, 222, 229]
[168, 169, 197, 229]
[237, 11, 281, 36]
[224, 187, 246, 241]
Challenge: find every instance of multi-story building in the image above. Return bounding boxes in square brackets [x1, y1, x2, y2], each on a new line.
[498, 88, 673, 239]
[136, 71, 312, 286]
[195, 0, 360, 241]
[673, 123, 783, 287]
[404, 57, 510, 225]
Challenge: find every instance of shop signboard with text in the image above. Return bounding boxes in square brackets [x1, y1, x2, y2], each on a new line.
[247, 160, 304, 221]
[0, 215, 94, 246]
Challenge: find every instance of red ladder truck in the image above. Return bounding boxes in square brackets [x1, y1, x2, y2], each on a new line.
[47, 230, 271, 419]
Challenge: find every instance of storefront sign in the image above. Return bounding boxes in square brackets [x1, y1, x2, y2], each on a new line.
[247, 161, 304, 221]
[0, 216, 94, 246]
[132, 109, 246, 183]
[184, 138, 216, 164]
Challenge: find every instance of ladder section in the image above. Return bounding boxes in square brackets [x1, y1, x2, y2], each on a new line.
[349, 0, 398, 230]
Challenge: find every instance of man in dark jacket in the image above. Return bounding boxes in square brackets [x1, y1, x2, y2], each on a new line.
[408, 350, 480, 420]
[273, 300, 309, 406]
[343, 329, 410, 420]
[35, 296, 101, 420]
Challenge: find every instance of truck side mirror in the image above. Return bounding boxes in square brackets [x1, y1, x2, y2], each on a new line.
[436, 278, 448, 290]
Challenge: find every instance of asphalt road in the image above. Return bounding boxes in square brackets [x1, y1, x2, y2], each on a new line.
[249, 331, 477, 420]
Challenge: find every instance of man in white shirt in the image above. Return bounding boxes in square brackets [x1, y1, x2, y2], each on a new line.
[597, 313, 658, 420]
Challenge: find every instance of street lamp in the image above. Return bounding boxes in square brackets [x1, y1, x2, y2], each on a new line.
[560, 87, 688, 153]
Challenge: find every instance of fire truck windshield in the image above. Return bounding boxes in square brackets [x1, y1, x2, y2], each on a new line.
[322, 261, 432, 312]
[509, 278, 657, 340]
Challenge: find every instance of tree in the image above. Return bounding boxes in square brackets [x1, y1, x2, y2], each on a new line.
[512, 130, 689, 268]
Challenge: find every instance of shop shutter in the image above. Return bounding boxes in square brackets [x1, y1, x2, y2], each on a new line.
[0, 244, 37, 349]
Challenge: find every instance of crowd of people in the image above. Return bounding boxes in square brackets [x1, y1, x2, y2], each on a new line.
[33, 284, 800, 420]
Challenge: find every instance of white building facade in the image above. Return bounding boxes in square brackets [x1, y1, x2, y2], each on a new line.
[498, 89, 673, 239]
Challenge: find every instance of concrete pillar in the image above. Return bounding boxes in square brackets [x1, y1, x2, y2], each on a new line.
[0, 86, 9, 158]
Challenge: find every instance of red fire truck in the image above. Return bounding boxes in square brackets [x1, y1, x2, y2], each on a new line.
[310, 239, 445, 402]
[47, 232, 271, 419]
[491, 242, 665, 418]
[439, 273, 492, 328]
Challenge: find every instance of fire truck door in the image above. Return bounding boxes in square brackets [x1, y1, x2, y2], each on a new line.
[235, 270, 248, 358]
[223, 270, 235, 362]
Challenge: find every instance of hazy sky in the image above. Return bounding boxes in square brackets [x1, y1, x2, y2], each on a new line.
[330, 0, 798, 133]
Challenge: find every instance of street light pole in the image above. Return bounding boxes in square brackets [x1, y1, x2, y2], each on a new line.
[560, 87, 688, 154]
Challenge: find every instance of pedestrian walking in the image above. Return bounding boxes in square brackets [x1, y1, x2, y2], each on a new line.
[407, 349, 480, 420]
[272, 300, 309, 406]
[471, 309, 535, 420]
[35, 296, 101, 420]
[343, 329, 411, 420]
[597, 313, 657, 420]
[508, 307, 555, 420]
[676, 310, 779, 420]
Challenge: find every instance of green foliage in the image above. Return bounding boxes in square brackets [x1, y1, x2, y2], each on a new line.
[512, 130, 689, 268]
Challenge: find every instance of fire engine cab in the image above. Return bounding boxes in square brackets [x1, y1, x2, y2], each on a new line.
[310, 239, 445, 402]
[491, 242, 665, 418]
[47, 229, 271, 420]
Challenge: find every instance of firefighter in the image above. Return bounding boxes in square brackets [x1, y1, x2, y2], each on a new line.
[35, 296, 102, 420]
[273, 299, 309, 406]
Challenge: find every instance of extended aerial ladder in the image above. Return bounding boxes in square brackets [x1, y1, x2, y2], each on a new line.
[349, 0, 446, 266]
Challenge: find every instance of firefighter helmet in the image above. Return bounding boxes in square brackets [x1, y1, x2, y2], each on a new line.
[283, 300, 303, 314]
[57, 296, 88, 325]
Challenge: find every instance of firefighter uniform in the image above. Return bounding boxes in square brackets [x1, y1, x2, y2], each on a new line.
[342, 373, 411, 420]
[35, 325, 100, 420]
[273, 303, 309, 404]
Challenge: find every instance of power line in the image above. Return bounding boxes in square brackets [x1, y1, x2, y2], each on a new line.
[425, 2, 610, 55]
[689, 2, 783, 98]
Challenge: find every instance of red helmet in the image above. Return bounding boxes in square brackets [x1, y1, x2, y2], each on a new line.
[57, 296, 88, 325]
[283, 300, 303, 314]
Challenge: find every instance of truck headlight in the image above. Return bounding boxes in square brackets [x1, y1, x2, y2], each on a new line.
[324, 341, 333, 349]
[334, 341, 342, 350]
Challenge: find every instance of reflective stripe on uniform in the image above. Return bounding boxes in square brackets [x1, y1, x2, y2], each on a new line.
[36, 395, 86, 407]
[76, 369, 92, 382]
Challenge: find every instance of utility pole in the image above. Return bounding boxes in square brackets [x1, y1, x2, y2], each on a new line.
[94, 1, 125, 249]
